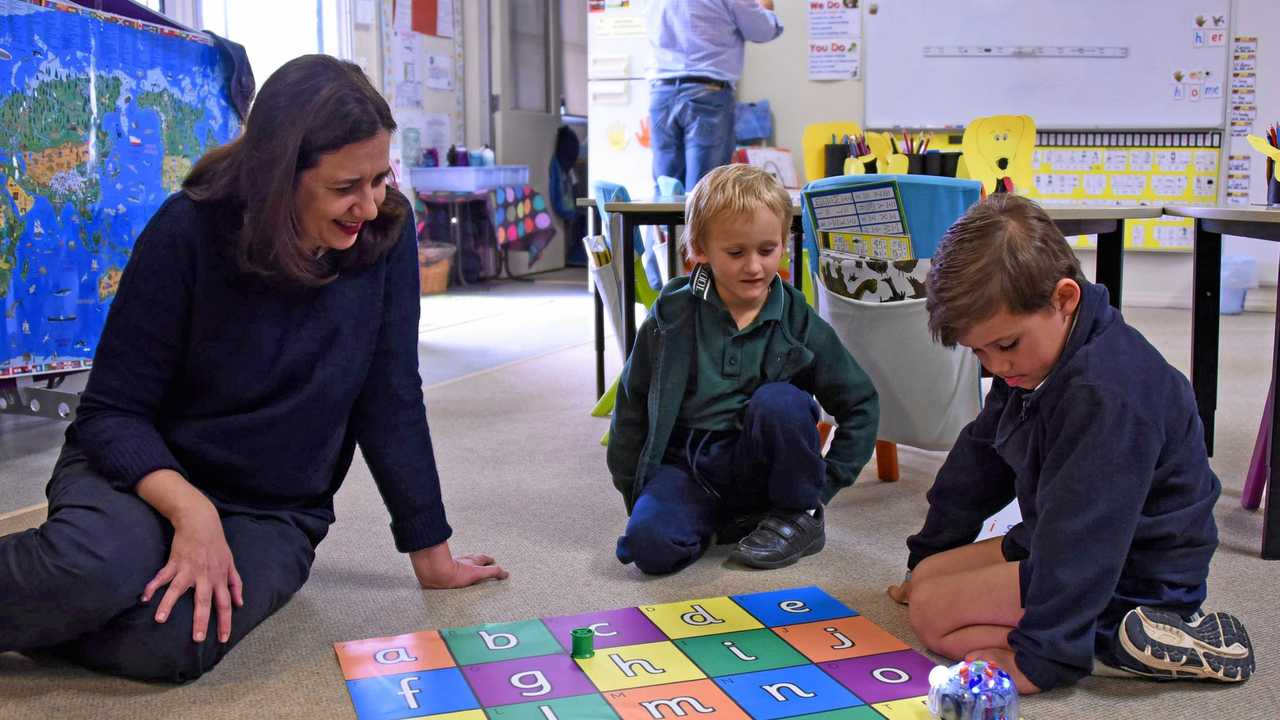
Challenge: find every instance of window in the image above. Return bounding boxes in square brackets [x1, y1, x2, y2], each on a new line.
[560, 0, 587, 116]
[202, 0, 349, 86]
[509, 0, 549, 113]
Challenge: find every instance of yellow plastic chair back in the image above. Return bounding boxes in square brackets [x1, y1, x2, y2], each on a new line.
[801, 121, 864, 183]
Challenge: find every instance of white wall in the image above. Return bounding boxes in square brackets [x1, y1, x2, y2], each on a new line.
[737, 0, 1278, 305]
[1223, 0, 1280, 287]
[737, 1, 863, 183]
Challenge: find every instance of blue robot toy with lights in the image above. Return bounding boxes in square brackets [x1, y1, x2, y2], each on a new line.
[927, 659, 1020, 720]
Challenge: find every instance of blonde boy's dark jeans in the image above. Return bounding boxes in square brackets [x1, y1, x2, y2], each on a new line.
[616, 382, 824, 574]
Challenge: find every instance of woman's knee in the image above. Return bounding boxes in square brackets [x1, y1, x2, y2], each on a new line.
[59, 597, 243, 682]
[78, 630, 229, 683]
[34, 506, 166, 610]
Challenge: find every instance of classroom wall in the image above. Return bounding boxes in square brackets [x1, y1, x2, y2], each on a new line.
[738, 0, 1279, 308]
[1223, 0, 1280, 283]
[737, 2, 863, 184]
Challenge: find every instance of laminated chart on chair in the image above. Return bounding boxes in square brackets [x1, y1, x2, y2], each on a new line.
[804, 180, 914, 262]
[334, 586, 941, 719]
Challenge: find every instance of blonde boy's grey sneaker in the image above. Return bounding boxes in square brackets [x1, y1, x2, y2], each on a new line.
[1114, 606, 1254, 682]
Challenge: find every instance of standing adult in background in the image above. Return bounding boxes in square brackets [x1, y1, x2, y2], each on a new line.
[0, 55, 506, 683]
[647, 0, 783, 193]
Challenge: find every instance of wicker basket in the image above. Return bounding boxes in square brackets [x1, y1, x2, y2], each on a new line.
[418, 242, 456, 296]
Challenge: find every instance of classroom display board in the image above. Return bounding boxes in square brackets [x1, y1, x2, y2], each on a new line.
[1027, 131, 1222, 252]
[864, 0, 1231, 129]
[334, 586, 939, 720]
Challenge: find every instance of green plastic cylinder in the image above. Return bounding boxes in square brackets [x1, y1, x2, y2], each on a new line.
[571, 627, 595, 659]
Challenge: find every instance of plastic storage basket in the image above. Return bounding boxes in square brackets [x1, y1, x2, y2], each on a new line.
[410, 165, 530, 193]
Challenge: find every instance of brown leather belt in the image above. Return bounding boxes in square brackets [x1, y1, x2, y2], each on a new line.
[653, 76, 728, 90]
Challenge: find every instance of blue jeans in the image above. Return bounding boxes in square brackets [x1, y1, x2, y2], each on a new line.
[0, 442, 330, 682]
[649, 81, 736, 193]
[616, 383, 825, 575]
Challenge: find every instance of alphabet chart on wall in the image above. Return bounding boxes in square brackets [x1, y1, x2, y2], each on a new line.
[1027, 131, 1223, 253]
[334, 586, 941, 719]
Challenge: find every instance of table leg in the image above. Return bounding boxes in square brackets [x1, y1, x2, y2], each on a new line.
[1191, 221, 1221, 456]
[1265, 261, 1280, 559]
[1095, 222, 1124, 309]
[450, 200, 467, 287]
[622, 216, 637, 355]
[666, 223, 678, 280]
[589, 208, 605, 399]
[791, 216, 805, 293]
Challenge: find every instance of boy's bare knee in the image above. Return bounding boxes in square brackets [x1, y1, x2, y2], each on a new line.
[912, 554, 946, 584]
[907, 580, 943, 648]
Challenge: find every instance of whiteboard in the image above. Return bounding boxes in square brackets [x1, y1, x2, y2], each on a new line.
[864, 0, 1231, 129]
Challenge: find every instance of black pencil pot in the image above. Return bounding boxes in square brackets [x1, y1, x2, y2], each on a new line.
[940, 151, 961, 177]
[905, 154, 925, 174]
[824, 144, 851, 177]
[923, 152, 943, 176]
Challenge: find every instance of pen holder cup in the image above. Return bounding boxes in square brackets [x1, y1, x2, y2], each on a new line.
[1269, 175, 1280, 206]
[923, 152, 943, 176]
[905, 153, 926, 175]
[824, 144, 852, 178]
[940, 152, 961, 177]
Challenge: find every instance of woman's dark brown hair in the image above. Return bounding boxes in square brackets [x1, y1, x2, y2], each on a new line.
[184, 54, 408, 286]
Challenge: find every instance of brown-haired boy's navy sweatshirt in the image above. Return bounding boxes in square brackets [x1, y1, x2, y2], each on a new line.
[906, 281, 1220, 691]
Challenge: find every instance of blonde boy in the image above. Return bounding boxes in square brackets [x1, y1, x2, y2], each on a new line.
[608, 164, 878, 573]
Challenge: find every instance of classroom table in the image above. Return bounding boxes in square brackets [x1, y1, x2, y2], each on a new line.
[606, 198, 807, 359]
[584, 200, 1160, 399]
[579, 198, 607, 398]
[1043, 205, 1163, 310]
[1163, 204, 1280, 560]
[580, 199, 805, 399]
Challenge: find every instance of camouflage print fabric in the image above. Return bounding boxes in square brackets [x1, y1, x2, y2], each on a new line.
[818, 251, 930, 303]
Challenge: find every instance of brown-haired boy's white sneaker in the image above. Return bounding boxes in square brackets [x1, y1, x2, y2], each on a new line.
[1113, 606, 1254, 682]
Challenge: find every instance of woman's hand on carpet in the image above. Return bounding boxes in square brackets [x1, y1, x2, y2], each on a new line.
[410, 541, 509, 589]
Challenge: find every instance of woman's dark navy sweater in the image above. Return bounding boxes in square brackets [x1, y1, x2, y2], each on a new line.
[69, 192, 451, 553]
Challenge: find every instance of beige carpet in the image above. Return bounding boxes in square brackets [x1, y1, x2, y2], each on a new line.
[0, 305, 1278, 719]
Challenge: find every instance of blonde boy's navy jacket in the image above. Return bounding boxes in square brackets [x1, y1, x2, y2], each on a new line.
[607, 273, 879, 512]
[907, 281, 1220, 691]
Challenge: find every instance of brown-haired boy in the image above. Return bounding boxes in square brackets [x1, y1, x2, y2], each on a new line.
[608, 164, 878, 572]
[891, 193, 1253, 693]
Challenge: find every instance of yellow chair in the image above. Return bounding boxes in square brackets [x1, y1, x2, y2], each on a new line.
[801, 121, 863, 183]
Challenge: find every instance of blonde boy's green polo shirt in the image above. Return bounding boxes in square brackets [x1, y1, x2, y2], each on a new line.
[676, 273, 787, 431]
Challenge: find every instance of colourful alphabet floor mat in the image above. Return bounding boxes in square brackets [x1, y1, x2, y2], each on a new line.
[334, 586, 938, 719]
